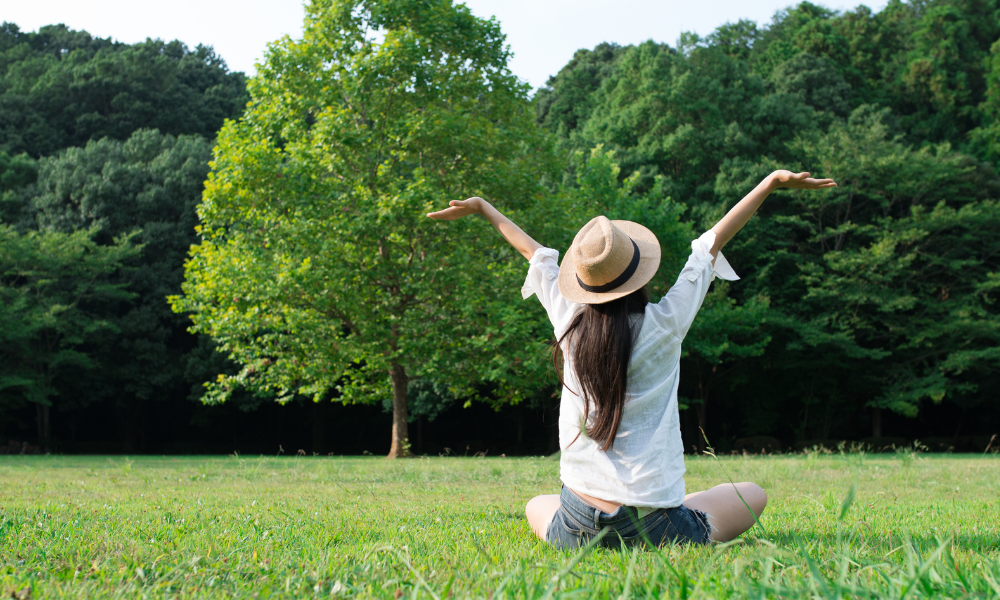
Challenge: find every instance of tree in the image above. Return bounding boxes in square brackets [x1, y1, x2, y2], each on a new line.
[968, 39, 1000, 163]
[717, 105, 1000, 439]
[0, 226, 136, 450]
[682, 285, 770, 453]
[0, 23, 247, 157]
[0, 151, 36, 223]
[537, 39, 819, 205]
[172, 0, 551, 457]
[705, 20, 761, 63]
[534, 43, 627, 135]
[770, 52, 852, 120]
[29, 129, 214, 450]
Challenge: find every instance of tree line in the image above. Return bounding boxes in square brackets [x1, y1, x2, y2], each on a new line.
[1, 0, 998, 456]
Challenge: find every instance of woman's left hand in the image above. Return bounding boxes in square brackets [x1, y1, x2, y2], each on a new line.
[427, 197, 485, 220]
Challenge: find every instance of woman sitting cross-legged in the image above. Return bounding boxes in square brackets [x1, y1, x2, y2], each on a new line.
[427, 170, 836, 549]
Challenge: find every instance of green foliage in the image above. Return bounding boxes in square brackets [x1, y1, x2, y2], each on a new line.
[0, 454, 998, 598]
[715, 106, 1000, 431]
[173, 0, 554, 454]
[537, 39, 816, 205]
[26, 129, 217, 448]
[0, 226, 137, 447]
[771, 52, 851, 119]
[0, 20, 249, 448]
[683, 285, 771, 447]
[0, 151, 36, 223]
[969, 39, 1000, 162]
[536, 0, 1000, 441]
[0, 22, 247, 157]
[534, 43, 627, 135]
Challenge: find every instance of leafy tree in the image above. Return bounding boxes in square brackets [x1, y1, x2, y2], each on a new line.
[770, 52, 851, 120]
[705, 20, 761, 62]
[0, 151, 36, 223]
[897, 0, 998, 144]
[172, 0, 552, 457]
[0, 226, 136, 450]
[751, 1, 851, 80]
[747, 0, 1000, 154]
[717, 106, 1000, 438]
[0, 22, 247, 157]
[29, 129, 214, 450]
[538, 39, 819, 204]
[534, 43, 627, 136]
[682, 286, 770, 452]
[969, 39, 1000, 163]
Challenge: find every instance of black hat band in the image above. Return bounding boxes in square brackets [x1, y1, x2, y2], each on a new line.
[575, 239, 640, 293]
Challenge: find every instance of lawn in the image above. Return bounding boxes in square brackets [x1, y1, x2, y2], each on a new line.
[1, 450, 998, 599]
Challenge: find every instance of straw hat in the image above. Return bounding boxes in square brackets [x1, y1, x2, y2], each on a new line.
[558, 216, 661, 304]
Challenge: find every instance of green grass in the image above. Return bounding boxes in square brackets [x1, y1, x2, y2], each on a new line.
[1, 451, 998, 598]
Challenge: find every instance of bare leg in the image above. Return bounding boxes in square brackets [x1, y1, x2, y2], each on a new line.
[525, 494, 561, 541]
[683, 482, 767, 542]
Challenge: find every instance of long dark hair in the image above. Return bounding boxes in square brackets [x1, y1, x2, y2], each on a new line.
[553, 287, 648, 451]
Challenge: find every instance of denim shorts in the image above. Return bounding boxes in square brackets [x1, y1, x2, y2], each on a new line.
[545, 485, 712, 550]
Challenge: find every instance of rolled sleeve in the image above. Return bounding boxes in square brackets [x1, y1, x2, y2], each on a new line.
[522, 247, 583, 338]
[649, 230, 740, 339]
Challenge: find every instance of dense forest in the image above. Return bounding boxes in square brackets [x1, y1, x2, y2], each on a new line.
[1, 0, 998, 456]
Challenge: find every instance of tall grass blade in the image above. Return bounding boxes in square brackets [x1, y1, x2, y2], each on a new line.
[797, 537, 836, 600]
[616, 547, 639, 600]
[983, 434, 996, 456]
[366, 545, 441, 600]
[701, 428, 767, 538]
[539, 528, 609, 600]
[839, 478, 857, 521]
[898, 536, 952, 600]
[982, 568, 1000, 597]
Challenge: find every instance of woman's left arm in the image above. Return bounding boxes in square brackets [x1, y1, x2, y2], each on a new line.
[710, 170, 836, 258]
[427, 197, 542, 261]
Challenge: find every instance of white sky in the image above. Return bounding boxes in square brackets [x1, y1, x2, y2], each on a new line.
[4, 0, 888, 90]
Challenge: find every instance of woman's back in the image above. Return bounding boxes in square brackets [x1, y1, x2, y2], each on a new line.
[528, 230, 739, 508]
[558, 304, 688, 508]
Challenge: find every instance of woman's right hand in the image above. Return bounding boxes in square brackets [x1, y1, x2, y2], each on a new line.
[769, 171, 837, 190]
[427, 197, 486, 220]
[427, 196, 542, 261]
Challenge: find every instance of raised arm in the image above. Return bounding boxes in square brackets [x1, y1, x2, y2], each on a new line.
[710, 170, 837, 258]
[427, 197, 542, 261]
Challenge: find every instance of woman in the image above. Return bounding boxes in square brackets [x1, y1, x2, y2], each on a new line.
[427, 170, 836, 548]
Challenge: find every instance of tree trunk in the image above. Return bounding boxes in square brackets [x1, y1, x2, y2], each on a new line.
[695, 398, 708, 454]
[871, 407, 882, 438]
[121, 399, 143, 453]
[37, 404, 51, 452]
[387, 363, 409, 458]
[516, 405, 524, 450]
[682, 407, 696, 454]
[312, 401, 328, 455]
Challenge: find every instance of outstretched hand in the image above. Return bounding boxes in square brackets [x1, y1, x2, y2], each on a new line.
[426, 197, 484, 220]
[771, 171, 837, 189]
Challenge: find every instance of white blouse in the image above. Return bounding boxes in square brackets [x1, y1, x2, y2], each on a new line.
[521, 230, 739, 508]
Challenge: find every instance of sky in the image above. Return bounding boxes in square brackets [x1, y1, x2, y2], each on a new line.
[4, 0, 889, 90]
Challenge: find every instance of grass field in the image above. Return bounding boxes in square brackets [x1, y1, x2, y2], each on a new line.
[1, 450, 998, 599]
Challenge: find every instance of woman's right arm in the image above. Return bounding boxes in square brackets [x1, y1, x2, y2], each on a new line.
[429, 196, 579, 332]
[427, 197, 542, 261]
